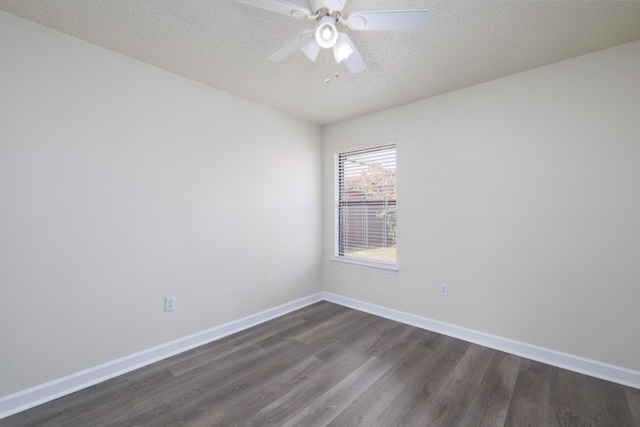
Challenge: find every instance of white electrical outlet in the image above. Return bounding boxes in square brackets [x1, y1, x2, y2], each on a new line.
[165, 296, 176, 312]
[439, 283, 448, 296]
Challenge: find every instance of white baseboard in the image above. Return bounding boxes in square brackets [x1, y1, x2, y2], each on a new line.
[322, 291, 640, 390]
[3, 291, 639, 420]
[0, 293, 323, 420]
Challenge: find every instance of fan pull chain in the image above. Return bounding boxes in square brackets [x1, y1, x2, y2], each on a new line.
[320, 46, 339, 83]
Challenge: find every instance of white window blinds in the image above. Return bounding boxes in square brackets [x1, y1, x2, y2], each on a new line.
[336, 143, 397, 266]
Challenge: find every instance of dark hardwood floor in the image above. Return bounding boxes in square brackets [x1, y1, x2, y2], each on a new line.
[3, 301, 639, 426]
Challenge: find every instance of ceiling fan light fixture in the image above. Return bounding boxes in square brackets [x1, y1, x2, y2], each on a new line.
[315, 16, 339, 48]
[301, 37, 321, 62]
[333, 35, 353, 63]
[236, 0, 430, 75]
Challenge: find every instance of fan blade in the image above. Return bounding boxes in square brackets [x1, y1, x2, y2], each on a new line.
[235, 0, 311, 19]
[347, 10, 429, 31]
[339, 33, 367, 73]
[267, 31, 313, 61]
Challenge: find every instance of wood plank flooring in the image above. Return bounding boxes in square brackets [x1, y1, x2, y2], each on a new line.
[3, 301, 639, 426]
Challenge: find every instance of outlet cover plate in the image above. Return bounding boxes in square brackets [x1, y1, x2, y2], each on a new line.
[439, 283, 448, 296]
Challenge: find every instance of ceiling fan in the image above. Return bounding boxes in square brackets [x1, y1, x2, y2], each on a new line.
[235, 0, 429, 74]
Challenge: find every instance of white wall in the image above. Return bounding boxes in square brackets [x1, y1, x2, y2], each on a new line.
[0, 12, 322, 396]
[322, 40, 640, 372]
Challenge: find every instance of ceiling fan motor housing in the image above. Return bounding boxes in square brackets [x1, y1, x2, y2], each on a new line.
[310, 0, 346, 14]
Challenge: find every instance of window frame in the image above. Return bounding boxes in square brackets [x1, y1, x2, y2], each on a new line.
[332, 140, 398, 274]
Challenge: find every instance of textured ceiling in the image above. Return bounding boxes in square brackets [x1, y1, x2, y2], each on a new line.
[2, 1, 640, 125]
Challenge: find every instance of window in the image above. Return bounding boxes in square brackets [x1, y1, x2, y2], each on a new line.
[334, 142, 397, 272]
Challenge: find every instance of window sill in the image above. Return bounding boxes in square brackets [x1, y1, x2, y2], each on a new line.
[331, 257, 398, 274]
